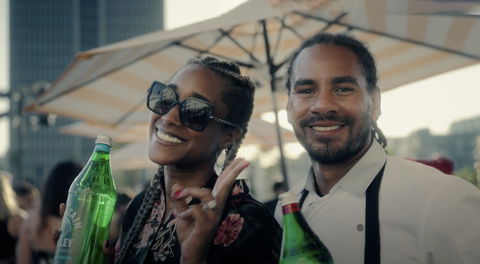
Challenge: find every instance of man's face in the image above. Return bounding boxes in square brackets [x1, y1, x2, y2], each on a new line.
[286, 44, 380, 164]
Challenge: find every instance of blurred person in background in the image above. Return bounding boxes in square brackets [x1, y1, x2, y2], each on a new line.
[17, 161, 82, 264]
[263, 182, 286, 214]
[108, 189, 135, 246]
[13, 181, 40, 212]
[0, 171, 27, 264]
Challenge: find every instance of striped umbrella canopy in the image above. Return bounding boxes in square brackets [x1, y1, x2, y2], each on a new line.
[26, 0, 480, 183]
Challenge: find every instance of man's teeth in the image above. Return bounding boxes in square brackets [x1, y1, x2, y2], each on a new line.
[157, 131, 183, 143]
[312, 125, 341, 132]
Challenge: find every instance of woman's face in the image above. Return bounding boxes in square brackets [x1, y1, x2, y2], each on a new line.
[148, 65, 234, 168]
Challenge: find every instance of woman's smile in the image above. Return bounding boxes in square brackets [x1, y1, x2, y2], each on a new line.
[155, 127, 186, 145]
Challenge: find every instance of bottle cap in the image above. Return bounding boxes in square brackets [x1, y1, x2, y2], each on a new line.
[95, 135, 113, 147]
[278, 192, 298, 206]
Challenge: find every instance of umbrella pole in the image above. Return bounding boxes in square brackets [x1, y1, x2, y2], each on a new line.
[261, 20, 289, 189]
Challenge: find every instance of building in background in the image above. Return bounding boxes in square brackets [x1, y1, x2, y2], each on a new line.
[388, 115, 480, 174]
[8, 0, 163, 186]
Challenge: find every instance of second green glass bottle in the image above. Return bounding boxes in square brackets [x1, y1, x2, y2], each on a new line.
[279, 192, 334, 264]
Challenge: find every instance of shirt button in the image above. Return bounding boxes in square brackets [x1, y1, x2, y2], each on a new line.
[357, 224, 364, 231]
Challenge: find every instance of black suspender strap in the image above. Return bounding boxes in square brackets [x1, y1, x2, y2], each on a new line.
[298, 162, 386, 264]
[298, 189, 309, 209]
[364, 163, 386, 264]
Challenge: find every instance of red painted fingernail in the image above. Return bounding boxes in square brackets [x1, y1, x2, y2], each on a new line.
[173, 190, 182, 198]
[243, 162, 250, 168]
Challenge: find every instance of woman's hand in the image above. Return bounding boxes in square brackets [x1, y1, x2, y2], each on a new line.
[52, 203, 66, 246]
[171, 158, 250, 264]
[52, 203, 115, 264]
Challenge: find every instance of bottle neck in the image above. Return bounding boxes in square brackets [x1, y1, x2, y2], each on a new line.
[94, 143, 111, 154]
[282, 202, 301, 215]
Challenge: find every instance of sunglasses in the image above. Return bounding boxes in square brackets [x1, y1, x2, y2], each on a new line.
[147, 81, 241, 131]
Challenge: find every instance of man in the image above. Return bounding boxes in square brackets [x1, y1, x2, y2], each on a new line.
[274, 33, 480, 264]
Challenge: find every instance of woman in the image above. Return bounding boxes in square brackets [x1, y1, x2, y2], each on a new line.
[114, 57, 282, 264]
[17, 161, 82, 264]
[0, 171, 27, 264]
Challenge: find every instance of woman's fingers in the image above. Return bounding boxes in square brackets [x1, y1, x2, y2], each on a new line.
[171, 184, 192, 215]
[59, 203, 66, 218]
[212, 159, 250, 200]
[52, 229, 61, 246]
[172, 185, 217, 214]
[53, 203, 66, 246]
[102, 240, 115, 264]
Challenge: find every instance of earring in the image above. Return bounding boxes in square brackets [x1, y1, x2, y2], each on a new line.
[215, 148, 226, 168]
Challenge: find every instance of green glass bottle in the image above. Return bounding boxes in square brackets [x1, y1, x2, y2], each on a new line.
[54, 135, 117, 264]
[279, 192, 334, 264]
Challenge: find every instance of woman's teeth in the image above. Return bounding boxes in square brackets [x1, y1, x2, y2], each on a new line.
[156, 131, 184, 143]
[312, 125, 341, 132]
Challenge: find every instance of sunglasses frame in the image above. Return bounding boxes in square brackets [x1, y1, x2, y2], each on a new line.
[147, 81, 241, 132]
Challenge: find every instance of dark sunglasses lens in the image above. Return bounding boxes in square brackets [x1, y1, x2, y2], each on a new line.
[181, 100, 212, 131]
[148, 83, 176, 114]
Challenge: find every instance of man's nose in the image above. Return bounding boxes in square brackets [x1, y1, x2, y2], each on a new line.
[310, 91, 339, 115]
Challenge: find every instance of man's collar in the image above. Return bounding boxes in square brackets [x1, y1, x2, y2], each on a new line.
[299, 140, 387, 197]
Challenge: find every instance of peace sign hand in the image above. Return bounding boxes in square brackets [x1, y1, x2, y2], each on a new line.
[171, 158, 250, 264]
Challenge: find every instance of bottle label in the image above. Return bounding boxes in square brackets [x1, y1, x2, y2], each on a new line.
[53, 187, 115, 264]
[95, 143, 110, 153]
[282, 203, 301, 215]
[54, 193, 86, 263]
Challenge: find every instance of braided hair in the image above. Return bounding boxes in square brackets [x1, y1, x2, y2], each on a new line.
[187, 56, 255, 170]
[115, 167, 163, 264]
[115, 57, 255, 263]
[285, 32, 387, 148]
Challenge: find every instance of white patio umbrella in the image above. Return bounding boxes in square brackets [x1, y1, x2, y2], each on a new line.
[26, 0, 480, 187]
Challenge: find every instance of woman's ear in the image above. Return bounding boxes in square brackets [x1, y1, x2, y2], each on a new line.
[220, 127, 242, 150]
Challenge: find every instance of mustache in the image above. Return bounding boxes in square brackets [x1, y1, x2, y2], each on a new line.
[299, 113, 353, 128]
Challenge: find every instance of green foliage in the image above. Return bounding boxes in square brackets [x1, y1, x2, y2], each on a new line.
[455, 165, 478, 187]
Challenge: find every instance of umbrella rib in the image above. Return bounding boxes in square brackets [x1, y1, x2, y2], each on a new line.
[219, 29, 261, 63]
[37, 42, 181, 107]
[273, 13, 349, 71]
[319, 12, 349, 32]
[278, 16, 305, 42]
[174, 42, 255, 68]
[114, 97, 146, 125]
[202, 29, 232, 54]
[294, 11, 480, 60]
[271, 17, 287, 60]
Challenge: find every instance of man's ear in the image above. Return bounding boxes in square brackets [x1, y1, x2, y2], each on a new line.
[220, 127, 242, 150]
[370, 87, 381, 122]
[286, 99, 293, 125]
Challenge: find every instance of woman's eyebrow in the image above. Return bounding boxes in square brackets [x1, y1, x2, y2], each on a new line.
[167, 83, 211, 103]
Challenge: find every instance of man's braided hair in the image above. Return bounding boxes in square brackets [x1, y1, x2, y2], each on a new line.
[285, 32, 387, 148]
[115, 56, 255, 264]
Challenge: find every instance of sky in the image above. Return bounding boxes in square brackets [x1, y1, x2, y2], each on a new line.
[0, 0, 9, 157]
[0, 0, 479, 158]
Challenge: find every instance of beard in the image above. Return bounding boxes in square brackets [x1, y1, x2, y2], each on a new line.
[294, 111, 372, 164]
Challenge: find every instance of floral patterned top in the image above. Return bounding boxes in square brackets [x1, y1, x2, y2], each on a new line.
[115, 174, 282, 264]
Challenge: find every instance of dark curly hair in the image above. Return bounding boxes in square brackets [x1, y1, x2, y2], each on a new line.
[39, 161, 82, 234]
[285, 32, 387, 148]
[115, 56, 256, 264]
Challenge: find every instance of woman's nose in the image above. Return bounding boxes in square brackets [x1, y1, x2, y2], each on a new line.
[161, 104, 182, 127]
